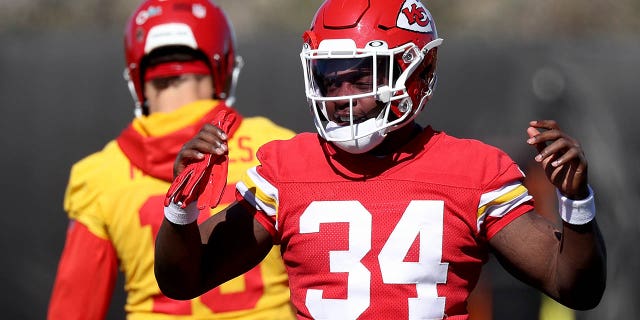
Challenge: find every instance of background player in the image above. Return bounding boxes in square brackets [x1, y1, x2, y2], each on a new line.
[48, 0, 295, 319]
[155, 0, 606, 319]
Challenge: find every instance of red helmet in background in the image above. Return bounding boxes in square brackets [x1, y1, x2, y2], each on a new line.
[124, 0, 241, 116]
[301, 0, 443, 153]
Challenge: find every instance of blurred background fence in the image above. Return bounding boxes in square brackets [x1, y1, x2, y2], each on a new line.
[0, 1, 638, 319]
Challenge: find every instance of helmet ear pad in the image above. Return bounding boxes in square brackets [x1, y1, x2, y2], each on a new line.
[419, 48, 438, 98]
[389, 47, 438, 120]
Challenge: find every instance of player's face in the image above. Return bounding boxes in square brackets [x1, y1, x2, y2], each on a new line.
[313, 57, 388, 125]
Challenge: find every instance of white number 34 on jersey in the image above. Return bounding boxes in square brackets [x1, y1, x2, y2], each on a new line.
[300, 200, 449, 319]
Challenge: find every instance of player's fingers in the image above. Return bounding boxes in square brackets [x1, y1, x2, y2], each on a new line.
[526, 126, 546, 153]
[535, 136, 586, 169]
[190, 138, 227, 156]
[179, 148, 207, 162]
[194, 127, 228, 152]
[532, 137, 570, 163]
[526, 126, 540, 139]
[528, 127, 564, 144]
[527, 120, 564, 148]
[547, 158, 588, 196]
[199, 123, 228, 141]
[529, 119, 561, 131]
[548, 147, 581, 168]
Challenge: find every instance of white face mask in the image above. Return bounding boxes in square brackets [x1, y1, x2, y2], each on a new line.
[325, 117, 387, 154]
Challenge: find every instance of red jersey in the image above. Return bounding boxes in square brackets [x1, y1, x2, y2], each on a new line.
[237, 127, 534, 319]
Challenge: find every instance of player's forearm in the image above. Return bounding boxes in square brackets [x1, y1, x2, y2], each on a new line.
[516, 217, 606, 310]
[154, 219, 207, 300]
[551, 186, 606, 309]
[554, 219, 606, 310]
[490, 211, 605, 310]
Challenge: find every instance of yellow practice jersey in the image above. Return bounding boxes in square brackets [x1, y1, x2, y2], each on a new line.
[50, 101, 296, 320]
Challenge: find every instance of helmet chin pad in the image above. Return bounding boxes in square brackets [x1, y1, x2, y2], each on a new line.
[325, 118, 388, 154]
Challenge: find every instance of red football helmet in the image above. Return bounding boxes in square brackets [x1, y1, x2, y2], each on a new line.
[301, 0, 443, 153]
[124, 0, 241, 116]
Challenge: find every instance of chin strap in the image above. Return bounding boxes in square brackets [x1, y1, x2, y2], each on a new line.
[124, 68, 144, 118]
[225, 56, 244, 107]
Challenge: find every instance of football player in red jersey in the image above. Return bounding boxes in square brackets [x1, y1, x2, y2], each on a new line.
[48, 0, 295, 319]
[155, 0, 606, 319]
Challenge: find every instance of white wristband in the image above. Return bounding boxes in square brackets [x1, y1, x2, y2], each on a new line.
[164, 201, 200, 225]
[556, 186, 596, 225]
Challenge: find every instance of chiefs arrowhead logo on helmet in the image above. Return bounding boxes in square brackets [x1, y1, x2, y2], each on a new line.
[397, 0, 435, 34]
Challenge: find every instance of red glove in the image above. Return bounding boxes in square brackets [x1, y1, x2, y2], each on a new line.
[164, 110, 237, 210]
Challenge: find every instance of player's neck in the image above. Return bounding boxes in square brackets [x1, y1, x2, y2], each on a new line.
[369, 122, 422, 157]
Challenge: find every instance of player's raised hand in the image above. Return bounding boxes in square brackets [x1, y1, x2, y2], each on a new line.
[172, 122, 229, 179]
[526, 120, 589, 199]
[165, 110, 236, 209]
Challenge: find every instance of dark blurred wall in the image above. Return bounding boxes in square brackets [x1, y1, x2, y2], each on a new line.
[0, 28, 637, 319]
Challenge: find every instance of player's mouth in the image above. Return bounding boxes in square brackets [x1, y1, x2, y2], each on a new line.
[334, 113, 367, 125]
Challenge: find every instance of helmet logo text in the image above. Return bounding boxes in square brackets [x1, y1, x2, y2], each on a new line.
[396, 0, 434, 34]
[402, 4, 429, 27]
